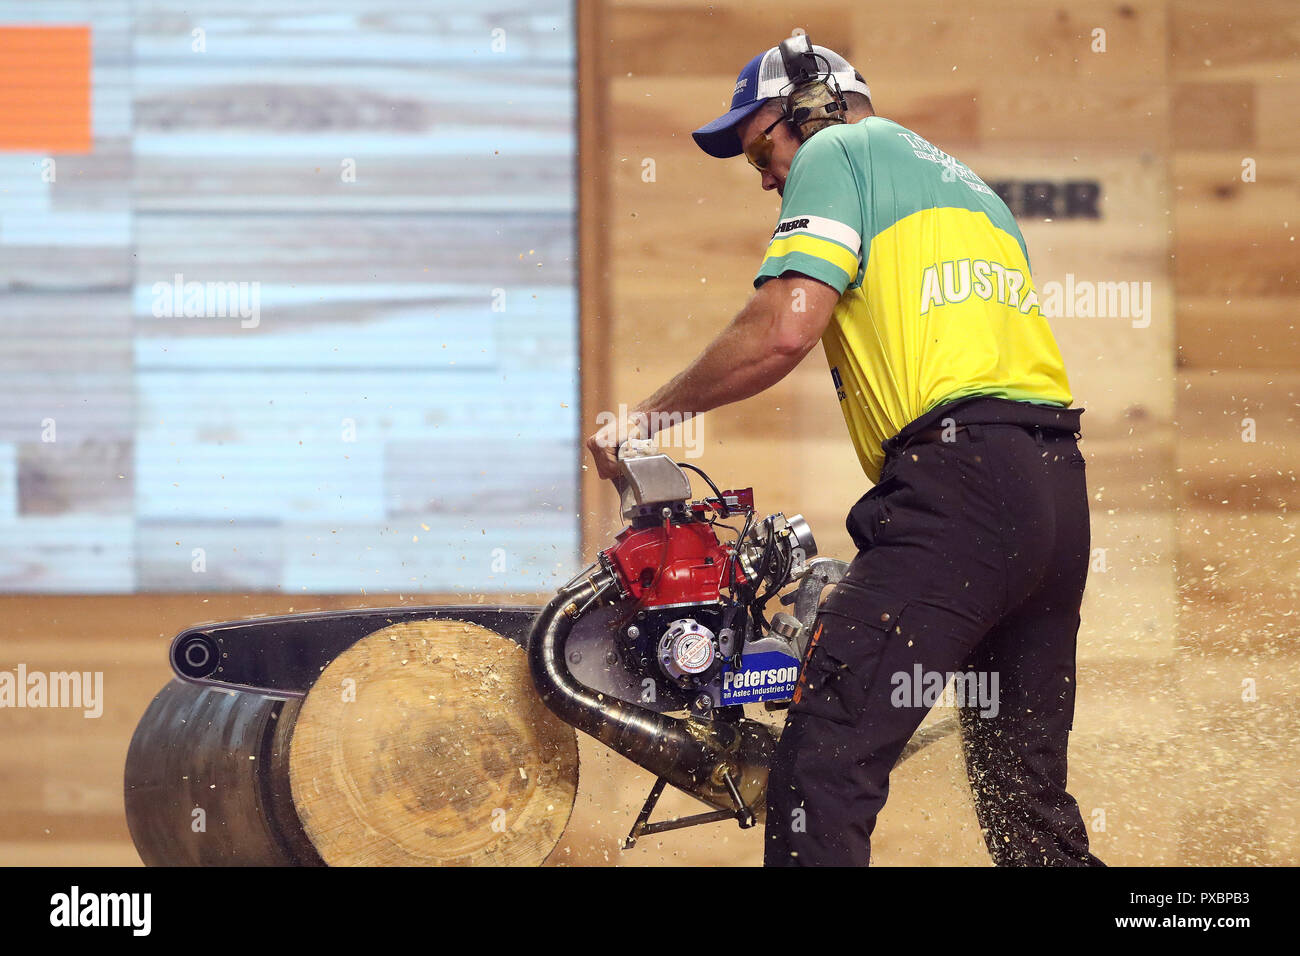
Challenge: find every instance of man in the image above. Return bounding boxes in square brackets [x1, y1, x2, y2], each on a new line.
[587, 41, 1103, 867]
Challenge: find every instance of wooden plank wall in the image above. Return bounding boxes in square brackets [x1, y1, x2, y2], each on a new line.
[575, 0, 1298, 866]
[1168, 0, 1300, 864]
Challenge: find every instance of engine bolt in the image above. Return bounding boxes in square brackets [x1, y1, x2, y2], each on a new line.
[626, 625, 640, 639]
[569, 650, 582, 664]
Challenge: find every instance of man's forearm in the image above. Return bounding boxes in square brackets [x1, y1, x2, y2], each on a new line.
[632, 299, 813, 432]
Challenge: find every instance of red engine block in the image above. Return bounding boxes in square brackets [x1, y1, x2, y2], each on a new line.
[602, 518, 747, 607]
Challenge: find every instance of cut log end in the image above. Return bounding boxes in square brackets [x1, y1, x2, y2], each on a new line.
[289, 618, 578, 866]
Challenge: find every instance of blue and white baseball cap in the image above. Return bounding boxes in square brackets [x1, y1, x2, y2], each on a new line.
[692, 44, 871, 159]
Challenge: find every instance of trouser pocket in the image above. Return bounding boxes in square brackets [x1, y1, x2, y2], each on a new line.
[792, 581, 910, 726]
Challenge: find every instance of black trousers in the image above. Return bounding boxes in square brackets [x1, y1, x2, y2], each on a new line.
[764, 396, 1104, 866]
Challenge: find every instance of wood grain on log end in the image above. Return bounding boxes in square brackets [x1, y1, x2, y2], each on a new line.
[289, 619, 578, 866]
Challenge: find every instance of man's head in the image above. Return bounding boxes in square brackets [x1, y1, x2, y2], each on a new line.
[736, 100, 799, 195]
[692, 41, 872, 192]
[735, 91, 874, 195]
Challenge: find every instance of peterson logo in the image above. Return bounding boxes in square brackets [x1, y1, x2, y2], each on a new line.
[722, 665, 799, 691]
[720, 650, 802, 704]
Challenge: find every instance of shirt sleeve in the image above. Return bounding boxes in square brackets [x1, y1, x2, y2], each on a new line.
[753, 129, 865, 294]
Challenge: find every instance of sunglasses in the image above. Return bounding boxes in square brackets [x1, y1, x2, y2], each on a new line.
[743, 115, 785, 172]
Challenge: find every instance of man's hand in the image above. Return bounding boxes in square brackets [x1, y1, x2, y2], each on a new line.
[585, 410, 649, 482]
[585, 419, 623, 481]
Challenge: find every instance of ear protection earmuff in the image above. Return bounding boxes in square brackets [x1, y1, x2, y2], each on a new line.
[777, 34, 849, 142]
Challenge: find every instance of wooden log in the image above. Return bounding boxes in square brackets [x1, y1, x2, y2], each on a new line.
[288, 619, 578, 866]
[126, 617, 578, 866]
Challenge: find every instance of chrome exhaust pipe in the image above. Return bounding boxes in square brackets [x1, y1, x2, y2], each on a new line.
[526, 568, 777, 818]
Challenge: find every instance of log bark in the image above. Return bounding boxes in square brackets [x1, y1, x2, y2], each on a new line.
[125, 681, 323, 866]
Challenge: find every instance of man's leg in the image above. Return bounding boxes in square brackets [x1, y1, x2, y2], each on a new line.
[763, 422, 1091, 866]
[958, 426, 1103, 866]
[958, 609, 1102, 865]
[764, 587, 991, 865]
[759, 429, 1013, 868]
[763, 440, 1003, 866]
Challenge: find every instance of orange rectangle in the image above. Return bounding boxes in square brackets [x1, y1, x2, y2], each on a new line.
[0, 26, 91, 153]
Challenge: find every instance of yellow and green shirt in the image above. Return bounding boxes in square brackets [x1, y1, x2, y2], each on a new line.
[754, 116, 1073, 483]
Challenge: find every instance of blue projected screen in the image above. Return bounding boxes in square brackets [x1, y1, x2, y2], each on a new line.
[0, 2, 579, 593]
